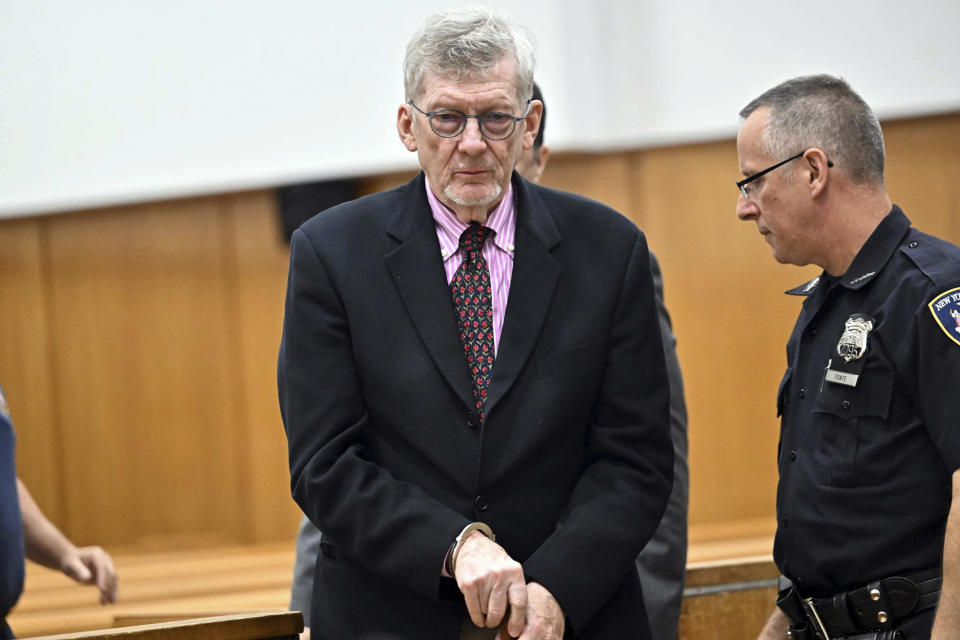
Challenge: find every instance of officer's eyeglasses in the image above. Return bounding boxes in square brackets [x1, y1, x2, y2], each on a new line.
[408, 100, 532, 141]
[736, 150, 833, 199]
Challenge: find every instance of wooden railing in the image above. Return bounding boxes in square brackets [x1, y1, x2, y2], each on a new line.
[19, 612, 301, 640]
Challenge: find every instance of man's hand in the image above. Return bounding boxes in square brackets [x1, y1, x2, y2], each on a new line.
[62, 545, 118, 604]
[511, 582, 563, 640]
[756, 607, 789, 640]
[453, 531, 527, 635]
[931, 468, 960, 639]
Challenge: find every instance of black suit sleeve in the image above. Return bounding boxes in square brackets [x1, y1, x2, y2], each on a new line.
[278, 229, 469, 602]
[521, 233, 674, 634]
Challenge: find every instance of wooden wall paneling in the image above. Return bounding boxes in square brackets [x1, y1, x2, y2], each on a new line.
[5, 111, 952, 551]
[223, 190, 302, 542]
[678, 586, 776, 640]
[43, 198, 246, 547]
[357, 171, 417, 198]
[628, 139, 817, 541]
[0, 216, 62, 519]
[883, 114, 960, 243]
[538, 152, 636, 217]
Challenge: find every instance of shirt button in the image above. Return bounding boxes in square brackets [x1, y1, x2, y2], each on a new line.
[908, 241, 919, 249]
[789, 450, 797, 461]
[798, 388, 805, 399]
[474, 495, 489, 512]
[841, 400, 851, 411]
[466, 414, 478, 429]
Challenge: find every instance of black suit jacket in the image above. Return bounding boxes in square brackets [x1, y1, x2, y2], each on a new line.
[278, 172, 673, 639]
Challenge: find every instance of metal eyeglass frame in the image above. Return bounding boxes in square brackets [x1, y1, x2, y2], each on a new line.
[736, 150, 833, 199]
[408, 100, 532, 141]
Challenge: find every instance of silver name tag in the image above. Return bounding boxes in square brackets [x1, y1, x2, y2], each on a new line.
[825, 369, 859, 387]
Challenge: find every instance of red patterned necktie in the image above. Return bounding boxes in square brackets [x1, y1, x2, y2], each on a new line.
[451, 223, 495, 421]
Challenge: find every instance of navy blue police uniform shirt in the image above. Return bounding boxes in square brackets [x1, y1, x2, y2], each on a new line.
[0, 386, 25, 622]
[774, 206, 960, 598]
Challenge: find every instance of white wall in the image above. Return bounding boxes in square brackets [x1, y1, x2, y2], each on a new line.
[1, 0, 958, 217]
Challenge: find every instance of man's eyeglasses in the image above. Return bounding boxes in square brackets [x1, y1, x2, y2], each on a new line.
[736, 150, 833, 199]
[408, 100, 532, 141]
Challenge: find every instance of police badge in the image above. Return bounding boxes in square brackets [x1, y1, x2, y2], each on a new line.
[836, 314, 874, 363]
[929, 286, 960, 347]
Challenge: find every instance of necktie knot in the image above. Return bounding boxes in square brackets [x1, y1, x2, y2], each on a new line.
[459, 223, 492, 254]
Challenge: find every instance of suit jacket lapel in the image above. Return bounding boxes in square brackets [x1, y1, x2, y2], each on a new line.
[484, 176, 561, 419]
[385, 173, 476, 412]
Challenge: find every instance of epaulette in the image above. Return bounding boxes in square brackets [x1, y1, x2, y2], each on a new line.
[786, 276, 820, 296]
[900, 230, 960, 288]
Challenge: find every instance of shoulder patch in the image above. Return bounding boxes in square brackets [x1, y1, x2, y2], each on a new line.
[929, 287, 960, 346]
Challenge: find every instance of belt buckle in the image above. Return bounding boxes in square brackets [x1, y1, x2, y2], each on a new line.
[802, 597, 831, 640]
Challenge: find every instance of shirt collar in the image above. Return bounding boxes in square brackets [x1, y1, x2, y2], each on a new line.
[785, 205, 910, 296]
[838, 205, 910, 290]
[425, 177, 517, 259]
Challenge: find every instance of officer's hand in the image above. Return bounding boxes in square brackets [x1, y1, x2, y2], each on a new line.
[756, 607, 789, 640]
[453, 532, 527, 635]
[62, 545, 118, 604]
[515, 582, 564, 640]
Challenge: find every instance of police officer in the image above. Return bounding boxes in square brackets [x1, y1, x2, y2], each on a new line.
[736, 75, 960, 639]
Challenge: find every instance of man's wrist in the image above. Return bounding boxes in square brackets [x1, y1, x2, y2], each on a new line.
[447, 522, 495, 577]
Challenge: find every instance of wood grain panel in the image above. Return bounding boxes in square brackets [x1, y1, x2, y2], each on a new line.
[628, 139, 817, 535]
[0, 216, 62, 518]
[357, 171, 417, 197]
[2, 111, 954, 552]
[883, 113, 960, 243]
[43, 197, 245, 547]
[538, 152, 635, 216]
[678, 586, 777, 640]
[222, 190, 301, 541]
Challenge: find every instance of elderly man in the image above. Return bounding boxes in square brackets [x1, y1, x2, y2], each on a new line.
[287, 80, 689, 640]
[278, 7, 672, 640]
[737, 75, 960, 640]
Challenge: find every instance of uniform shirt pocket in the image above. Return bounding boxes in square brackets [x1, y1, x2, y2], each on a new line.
[811, 368, 895, 487]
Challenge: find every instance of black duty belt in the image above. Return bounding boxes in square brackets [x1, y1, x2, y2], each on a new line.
[776, 568, 941, 640]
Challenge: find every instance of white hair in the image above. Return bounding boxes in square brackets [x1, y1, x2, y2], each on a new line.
[403, 6, 536, 106]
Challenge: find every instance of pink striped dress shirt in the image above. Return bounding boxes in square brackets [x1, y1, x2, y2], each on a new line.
[425, 178, 516, 355]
